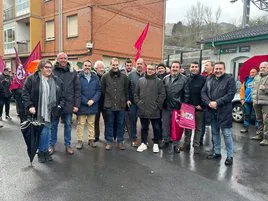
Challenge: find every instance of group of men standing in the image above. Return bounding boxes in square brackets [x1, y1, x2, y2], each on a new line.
[3, 51, 268, 167]
[44, 53, 237, 166]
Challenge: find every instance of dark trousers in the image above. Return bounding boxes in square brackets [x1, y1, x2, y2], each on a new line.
[0, 97, 11, 117]
[140, 118, 161, 144]
[13, 89, 26, 122]
[200, 109, 207, 143]
[94, 109, 106, 140]
[184, 110, 203, 147]
[105, 109, 125, 143]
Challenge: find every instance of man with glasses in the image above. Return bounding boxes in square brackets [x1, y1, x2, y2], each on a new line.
[135, 64, 166, 153]
[49, 52, 81, 155]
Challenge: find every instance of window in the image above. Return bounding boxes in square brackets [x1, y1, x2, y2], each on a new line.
[16, 0, 29, 16]
[67, 15, 78, 38]
[3, 23, 16, 54]
[46, 20, 54, 40]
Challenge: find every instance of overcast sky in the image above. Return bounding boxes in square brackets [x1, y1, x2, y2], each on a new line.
[166, 0, 266, 24]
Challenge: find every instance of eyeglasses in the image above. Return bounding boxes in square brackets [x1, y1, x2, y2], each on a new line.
[147, 68, 156, 71]
[44, 66, 52, 69]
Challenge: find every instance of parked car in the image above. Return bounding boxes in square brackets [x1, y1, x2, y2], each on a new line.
[232, 93, 256, 123]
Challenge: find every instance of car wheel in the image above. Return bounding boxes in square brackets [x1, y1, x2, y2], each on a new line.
[232, 103, 243, 123]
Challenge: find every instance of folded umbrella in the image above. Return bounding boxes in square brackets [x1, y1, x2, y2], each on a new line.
[20, 117, 44, 165]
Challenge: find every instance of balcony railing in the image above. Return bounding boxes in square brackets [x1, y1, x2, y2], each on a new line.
[17, 41, 30, 54]
[4, 41, 30, 55]
[3, 6, 15, 22]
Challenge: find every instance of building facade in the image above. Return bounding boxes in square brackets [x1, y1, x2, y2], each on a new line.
[1, 0, 165, 70]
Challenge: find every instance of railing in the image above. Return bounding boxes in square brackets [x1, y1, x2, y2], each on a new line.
[17, 41, 30, 54]
[4, 41, 30, 55]
[3, 6, 15, 21]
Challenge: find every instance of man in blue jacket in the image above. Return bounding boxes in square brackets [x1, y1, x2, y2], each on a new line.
[239, 68, 258, 133]
[76, 60, 101, 149]
[201, 62, 236, 166]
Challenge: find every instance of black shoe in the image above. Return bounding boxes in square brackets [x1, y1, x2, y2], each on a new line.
[174, 145, 180, 153]
[158, 140, 169, 149]
[38, 152, 46, 163]
[207, 154, 222, 160]
[44, 152, 53, 161]
[199, 142, 203, 147]
[0, 125, 3, 128]
[225, 157, 233, 166]
[94, 138, 99, 142]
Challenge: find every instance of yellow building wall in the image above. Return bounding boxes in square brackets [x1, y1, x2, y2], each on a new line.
[30, 0, 42, 50]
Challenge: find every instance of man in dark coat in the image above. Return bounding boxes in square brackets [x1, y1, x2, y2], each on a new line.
[76, 60, 101, 149]
[135, 64, 166, 153]
[201, 61, 236, 166]
[162, 61, 190, 153]
[0, 68, 13, 120]
[101, 58, 130, 150]
[181, 62, 206, 154]
[93, 60, 106, 142]
[49, 52, 81, 155]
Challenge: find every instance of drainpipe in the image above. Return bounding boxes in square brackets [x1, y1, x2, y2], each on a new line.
[58, 0, 63, 52]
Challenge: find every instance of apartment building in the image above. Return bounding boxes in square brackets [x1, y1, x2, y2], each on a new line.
[0, 0, 165, 69]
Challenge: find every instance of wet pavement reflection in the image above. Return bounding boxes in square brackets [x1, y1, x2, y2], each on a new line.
[0, 105, 267, 201]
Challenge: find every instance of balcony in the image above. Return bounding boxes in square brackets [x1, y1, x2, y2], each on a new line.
[3, 6, 15, 22]
[4, 41, 30, 55]
[16, 0, 30, 17]
[17, 41, 30, 54]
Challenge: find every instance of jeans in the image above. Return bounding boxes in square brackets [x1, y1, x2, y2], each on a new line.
[125, 104, 138, 140]
[50, 113, 72, 147]
[140, 118, 161, 144]
[211, 111, 233, 158]
[39, 122, 52, 152]
[105, 109, 125, 143]
[243, 102, 258, 128]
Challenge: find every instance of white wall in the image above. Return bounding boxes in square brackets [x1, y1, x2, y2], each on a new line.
[15, 22, 30, 42]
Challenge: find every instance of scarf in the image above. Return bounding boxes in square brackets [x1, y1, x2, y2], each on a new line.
[37, 73, 57, 123]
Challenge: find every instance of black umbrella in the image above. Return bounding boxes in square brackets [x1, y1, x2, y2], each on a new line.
[20, 118, 44, 165]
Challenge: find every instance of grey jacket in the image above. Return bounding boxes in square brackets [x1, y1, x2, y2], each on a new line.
[128, 70, 144, 103]
[101, 70, 129, 111]
[134, 74, 166, 119]
[252, 72, 268, 105]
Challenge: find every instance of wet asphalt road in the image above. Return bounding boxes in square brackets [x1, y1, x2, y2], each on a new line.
[0, 104, 267, 201]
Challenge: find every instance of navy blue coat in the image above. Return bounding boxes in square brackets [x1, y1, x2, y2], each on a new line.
[77, 72, 101, 115]
[201, 74, 236, 129]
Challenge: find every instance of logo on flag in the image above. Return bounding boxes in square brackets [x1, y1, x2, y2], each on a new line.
[16, 63, 26, 80]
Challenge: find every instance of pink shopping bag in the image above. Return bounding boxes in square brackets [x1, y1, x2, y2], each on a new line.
[178, 103, 195, 130]
[171, 110, 184, 141]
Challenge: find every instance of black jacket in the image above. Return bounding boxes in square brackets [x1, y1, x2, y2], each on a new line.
[101, 70, 129, 111]
[0, 74, 12, 99]
[22, 72, 65, 117]
[188, 73, 206, 108]
[201, 74, 236, 128]
[134, 74, 166, 119]
[163, 74, 190, 110]
[53, 62, 81, 114]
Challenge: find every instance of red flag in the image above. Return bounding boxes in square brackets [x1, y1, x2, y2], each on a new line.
[134, 23, 149, 62]
[10, 48, 27, 90]
[23, 41, 41, 72]
[0, 56, 5, 73]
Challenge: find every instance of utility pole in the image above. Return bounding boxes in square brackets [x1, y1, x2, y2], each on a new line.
[230, 0, 250, 28]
